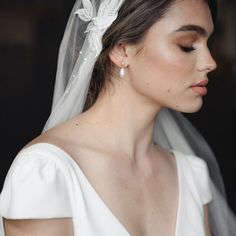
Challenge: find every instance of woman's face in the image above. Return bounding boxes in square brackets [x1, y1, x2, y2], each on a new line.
[127, 0, 217, 113]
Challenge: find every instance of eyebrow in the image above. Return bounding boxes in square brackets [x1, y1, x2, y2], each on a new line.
[173, 24, 213, 37]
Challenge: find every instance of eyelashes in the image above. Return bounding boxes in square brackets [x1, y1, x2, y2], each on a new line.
[177, 36, 214, 53]
[179, 45, 195, 53]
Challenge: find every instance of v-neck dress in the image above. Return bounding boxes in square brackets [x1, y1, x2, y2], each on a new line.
[0, 143, 212, 236]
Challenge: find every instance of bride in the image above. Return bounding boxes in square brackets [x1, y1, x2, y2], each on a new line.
[1, 0, 235, 235]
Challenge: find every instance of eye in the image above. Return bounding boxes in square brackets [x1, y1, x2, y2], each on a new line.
[179, 45, 195, 53]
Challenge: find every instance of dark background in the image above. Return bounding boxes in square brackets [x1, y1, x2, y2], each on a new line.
[0, 0, 235, 213]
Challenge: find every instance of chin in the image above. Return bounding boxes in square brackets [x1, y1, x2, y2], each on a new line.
[172, 99, 203, 113]
[182, 100, 203, 113]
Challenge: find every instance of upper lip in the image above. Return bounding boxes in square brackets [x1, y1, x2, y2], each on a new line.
[191, 79, 209, 87]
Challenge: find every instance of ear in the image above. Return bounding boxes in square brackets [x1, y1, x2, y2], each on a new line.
[108, 42, 137, 68]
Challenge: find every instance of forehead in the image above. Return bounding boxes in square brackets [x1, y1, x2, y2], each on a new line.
[152, 0, 214, 37]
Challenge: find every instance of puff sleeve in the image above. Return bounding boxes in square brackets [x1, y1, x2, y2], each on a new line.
[0, 147, 73, 219]
[188, 155, 213, 205]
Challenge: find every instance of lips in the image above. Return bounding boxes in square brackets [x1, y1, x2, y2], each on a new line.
[191, 79, 209, 87]
[191, 79, 209, 96]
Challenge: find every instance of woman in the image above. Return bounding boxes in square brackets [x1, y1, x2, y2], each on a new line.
[0, 0, 235, 235]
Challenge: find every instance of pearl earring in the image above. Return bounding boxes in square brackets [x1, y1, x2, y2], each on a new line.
[119, 62, 126, 79]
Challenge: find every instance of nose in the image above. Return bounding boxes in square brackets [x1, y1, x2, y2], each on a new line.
[197, 48, 217, 73]
[206, 55, 217, 72]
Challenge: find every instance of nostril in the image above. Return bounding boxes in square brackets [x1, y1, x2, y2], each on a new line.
[206, 60, 217, 72]
[209, 63, 217, 72]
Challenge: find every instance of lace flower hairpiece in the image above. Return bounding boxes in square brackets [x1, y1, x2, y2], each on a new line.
[74, 0, 120, 57]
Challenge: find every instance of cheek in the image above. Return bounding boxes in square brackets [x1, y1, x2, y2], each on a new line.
[127, 40, 202, 112]
[146, 42, 195, 81]
[130, 41, 195, 95]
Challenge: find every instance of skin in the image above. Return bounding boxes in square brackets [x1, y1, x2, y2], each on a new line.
[4, 0, 216, 235]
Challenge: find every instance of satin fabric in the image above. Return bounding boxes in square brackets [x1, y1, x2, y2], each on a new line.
[0, 143, 212, 236]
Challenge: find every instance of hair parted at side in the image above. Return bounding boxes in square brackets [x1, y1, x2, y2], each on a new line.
[83, 0, 217, 112]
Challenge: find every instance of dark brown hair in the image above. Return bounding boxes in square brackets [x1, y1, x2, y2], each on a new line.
[83, 0, 217, 112]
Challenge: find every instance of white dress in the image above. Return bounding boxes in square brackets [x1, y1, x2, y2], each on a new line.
[0, 143, 212, 236]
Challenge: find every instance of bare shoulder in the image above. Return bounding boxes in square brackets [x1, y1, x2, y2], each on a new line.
[22, 117, 79, 152]
[20, 115, 94, 164]
[3, 217, 73, 236]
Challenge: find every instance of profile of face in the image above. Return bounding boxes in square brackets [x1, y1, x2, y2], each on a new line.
[110, 0, 217, 113]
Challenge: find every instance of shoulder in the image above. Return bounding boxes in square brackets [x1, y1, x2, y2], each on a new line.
[22, 122, 72, 152]
[0, 142, 73, 219]
[22, 114, 92, 158]
[20, 119, 80, 165]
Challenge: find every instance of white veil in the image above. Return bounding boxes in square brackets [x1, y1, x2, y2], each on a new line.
[42, 0, 236, 235]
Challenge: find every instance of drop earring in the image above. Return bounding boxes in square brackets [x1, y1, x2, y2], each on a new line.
[119, 62, 126, 79]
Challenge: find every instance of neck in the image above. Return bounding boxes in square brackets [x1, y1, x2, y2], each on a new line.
[79, 78, 163, 161]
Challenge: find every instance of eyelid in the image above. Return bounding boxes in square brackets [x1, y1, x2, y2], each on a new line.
[176, 38, 196, 47]
[179, 45, 195, 53]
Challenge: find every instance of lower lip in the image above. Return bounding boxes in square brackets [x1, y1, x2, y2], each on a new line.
[191, 86, 208, 96]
